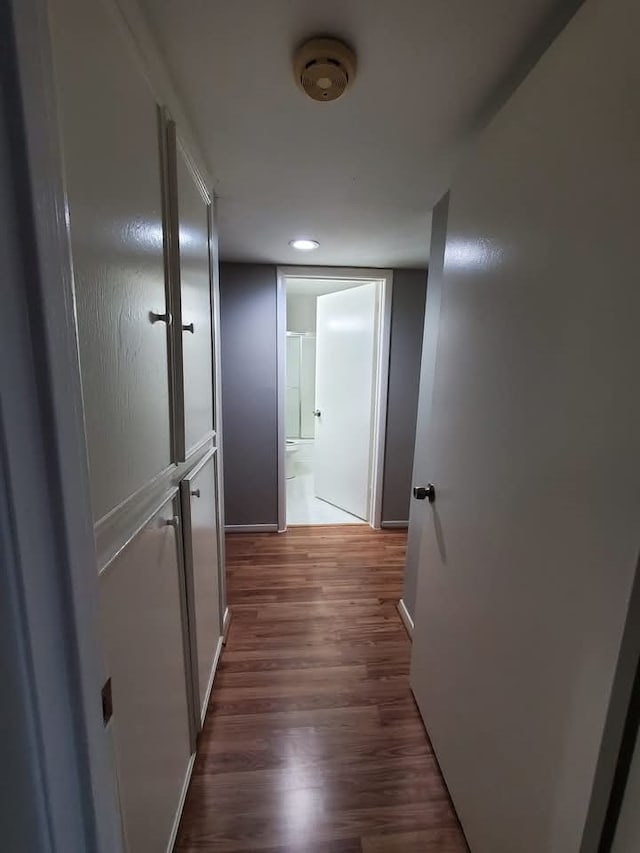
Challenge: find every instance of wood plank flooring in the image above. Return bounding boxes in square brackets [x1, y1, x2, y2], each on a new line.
[176, 526, 467, 852]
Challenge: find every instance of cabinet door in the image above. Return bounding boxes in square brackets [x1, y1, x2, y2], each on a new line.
[180, 451, 222, 725]
[51, 0, 172, 522]
[99, 497, 193, 853]
[169, 127, 214, 458]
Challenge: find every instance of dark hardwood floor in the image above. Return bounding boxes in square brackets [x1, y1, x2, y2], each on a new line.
[176, 525, 467, 852]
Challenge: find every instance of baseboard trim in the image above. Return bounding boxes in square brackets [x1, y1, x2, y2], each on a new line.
[200, 636, 224, 728]
[166, 751, 196, 853]
[398, 598, 414, 639]
[381, 520, 409, 529]
[222, 607, 231, 644]
[225, 524, 278, 533]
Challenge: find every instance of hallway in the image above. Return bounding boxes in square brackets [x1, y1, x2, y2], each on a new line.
[176, 527, 466, 852]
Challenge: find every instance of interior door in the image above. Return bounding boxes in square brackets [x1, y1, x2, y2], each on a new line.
[99, 496, 193, 853]
[410, 2, 640, 851]
[180, 450, 223, 727]
[51, 0, 172, 522]
[314, 284, 377, 520]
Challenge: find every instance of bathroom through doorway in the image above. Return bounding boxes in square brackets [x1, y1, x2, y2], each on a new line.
[277, 268, 392, 530]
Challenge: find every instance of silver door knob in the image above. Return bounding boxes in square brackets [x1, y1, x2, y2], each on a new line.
[313, 409, 321, 417]
[413, 484, 436, 503]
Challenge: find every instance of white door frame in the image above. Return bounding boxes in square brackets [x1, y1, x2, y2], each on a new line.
[276, 266, 393, 531]
[5, 0, 122, 848]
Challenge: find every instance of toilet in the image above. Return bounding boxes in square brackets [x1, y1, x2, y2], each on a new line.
[285, 440, 299, 479]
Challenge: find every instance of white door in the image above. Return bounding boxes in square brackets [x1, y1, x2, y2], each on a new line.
[314, 284, 377, 520]
[410, 2, 640, 852]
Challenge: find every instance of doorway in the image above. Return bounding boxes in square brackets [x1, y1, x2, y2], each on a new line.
[276, 267, 392, 530]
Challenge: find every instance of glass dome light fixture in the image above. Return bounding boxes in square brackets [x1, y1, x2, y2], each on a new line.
[289, 238, 320, 251]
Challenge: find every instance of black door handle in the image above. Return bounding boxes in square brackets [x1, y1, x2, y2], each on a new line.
[413, 484, 435, 503]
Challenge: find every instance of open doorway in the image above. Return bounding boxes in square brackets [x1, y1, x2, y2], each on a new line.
[276, 267, 392, 530]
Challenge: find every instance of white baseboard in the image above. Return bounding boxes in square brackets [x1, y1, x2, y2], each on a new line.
[176, 625, 228, 847]
[166, 751, 196, 853]
[225, 524, 279, 533]
[222, 606, 231, 644]
[397, 598, 414, 639]
[200, 636, 224, 728]
[381, 520, 409, 529]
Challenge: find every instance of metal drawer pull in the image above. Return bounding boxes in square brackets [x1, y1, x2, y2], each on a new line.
[164, 516, 180, 528]
[191, 488, 201, 498]
[149, 310, 172, 325]
[182, 322, 195, 333]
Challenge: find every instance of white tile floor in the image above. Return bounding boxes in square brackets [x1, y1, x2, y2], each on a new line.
[286, 440, 364, 526]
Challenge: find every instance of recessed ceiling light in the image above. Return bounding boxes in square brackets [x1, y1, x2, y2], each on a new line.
[289, 238, 319, 251]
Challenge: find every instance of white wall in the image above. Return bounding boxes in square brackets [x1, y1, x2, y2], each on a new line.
[286, 293, 317, 332]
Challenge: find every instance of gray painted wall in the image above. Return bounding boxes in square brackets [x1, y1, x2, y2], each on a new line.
[219, 263, 426, 527]
[219, 263, 279, 526]
[381, 269, 427, 523]
[402, 198, 449, 620]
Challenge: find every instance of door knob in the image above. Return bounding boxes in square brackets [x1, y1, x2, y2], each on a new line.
[182, 322, 195, 334]
[313, 409, 321, 417]
[413, 484, 436, 503]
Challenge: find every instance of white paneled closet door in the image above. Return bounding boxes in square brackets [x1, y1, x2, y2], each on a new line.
[50, 0, 172, 525]
[180, 450, 223, 727]
[100, 497, 193, 853]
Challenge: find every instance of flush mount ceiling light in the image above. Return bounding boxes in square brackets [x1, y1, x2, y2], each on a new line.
[289, 238, 320, 251]
[293, 37, 357, 102]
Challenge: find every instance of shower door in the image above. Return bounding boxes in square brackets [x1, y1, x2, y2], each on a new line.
[285, 332, 316, 439]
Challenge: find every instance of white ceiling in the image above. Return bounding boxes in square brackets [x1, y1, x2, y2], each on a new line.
[141, 0, 560, 268]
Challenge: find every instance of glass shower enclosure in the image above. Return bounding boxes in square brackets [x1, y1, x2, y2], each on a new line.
[286, 332, 316, 439]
